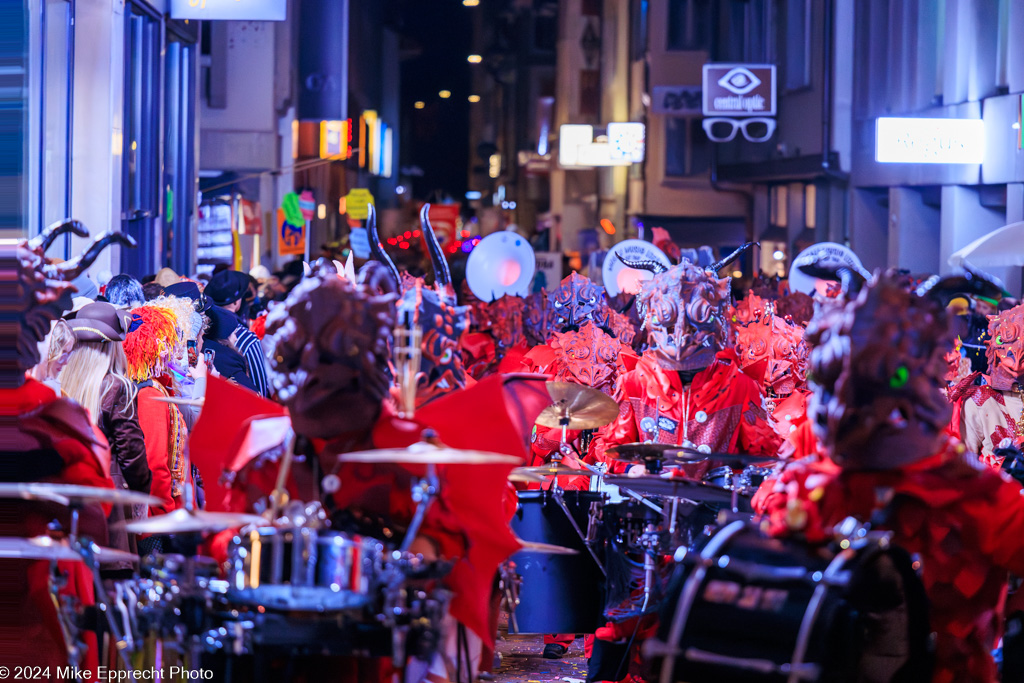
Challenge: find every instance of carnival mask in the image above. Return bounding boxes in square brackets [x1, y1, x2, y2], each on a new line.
[549, 322, 622, 394]
[986, 303, 1024, 389]
[735, 306, 808, 397]
[398, 279, 470, 404]
[524, 290, 556, 346]
[476, 295, 525, 350]
[549, 273, 609, 331]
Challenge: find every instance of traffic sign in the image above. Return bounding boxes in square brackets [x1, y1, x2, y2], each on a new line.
[345, 189, 375, 220]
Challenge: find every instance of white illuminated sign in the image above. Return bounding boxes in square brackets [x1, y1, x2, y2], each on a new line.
[875, 117, 985, 164]
[608, 122, 645, 163]
[170, 0, 287, 21]
[558, 125, 594, 168]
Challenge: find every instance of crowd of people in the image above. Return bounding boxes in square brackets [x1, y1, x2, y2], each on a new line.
[10, 215, 1024, 683]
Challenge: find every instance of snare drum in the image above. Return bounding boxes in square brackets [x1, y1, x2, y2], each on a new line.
[225, 527, 383, 612]
[510, 489, 606, 634]
[648, 520, 931, 682]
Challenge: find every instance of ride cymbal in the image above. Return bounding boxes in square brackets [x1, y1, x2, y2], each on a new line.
[603, 475, 737, 504]
[0, 482, 162, 508]
[124, 508, 267, 534]
[336, 442, 521, 466]
[535, 381, 620, 431]
[151, 396, 205, 407]
[0, 536, 139, 564]
[512, 465, 599, 479]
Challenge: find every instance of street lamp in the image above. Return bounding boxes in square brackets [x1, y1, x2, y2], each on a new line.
[467, 54, 482, 64]
[468, 95, 481, 103]
[439, 90, 452, 99]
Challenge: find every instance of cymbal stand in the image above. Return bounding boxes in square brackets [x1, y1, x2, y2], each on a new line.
[74, 541, 135, 674]
[48, 561, 84, 673]
[400, 463, 439, 554]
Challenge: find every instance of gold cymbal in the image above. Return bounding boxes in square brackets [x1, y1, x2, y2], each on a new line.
[0, 482, 162, 508]
[0, 536, 139, 564]
[124, 508, 267, 534]
[508, 470, 548, 484]
[512, 464, 599, 479]
[336, 442, 521, 466]
[151, 396, 205, 407]
[515, 539, 580, 555]
[535, 381, 620, 431]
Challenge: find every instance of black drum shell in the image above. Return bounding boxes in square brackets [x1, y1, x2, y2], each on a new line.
[509, 489, 606, 634]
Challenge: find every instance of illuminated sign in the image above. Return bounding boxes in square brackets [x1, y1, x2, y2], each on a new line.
[608, 123, 645, 163]
[875, 117, 985, 164]
[702, 64, 776, 117]
[559, 123, 644, 168]
[319, 120, 349, 159]
[558, 124, 593, 167]
[169, 0, 287, 21]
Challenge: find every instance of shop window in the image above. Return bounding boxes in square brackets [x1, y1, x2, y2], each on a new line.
[121, 2, 161, 276]
[783, 0, 811, 91]
[667, 0, 711, 51]
[665, 118, 711, 178]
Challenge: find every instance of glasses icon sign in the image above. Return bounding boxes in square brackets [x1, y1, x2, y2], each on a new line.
[702, 117, 777, 143]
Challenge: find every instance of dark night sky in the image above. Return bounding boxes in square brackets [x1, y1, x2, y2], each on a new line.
[398, 0, 472, 203]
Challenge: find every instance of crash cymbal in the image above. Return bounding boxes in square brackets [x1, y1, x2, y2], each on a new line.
[0, 536, 139, 564]
[676, 448, 780, 468]
[336, 442, 521, 466]
[512, 465, 599, 479]
[508, 470, 549, 484]
[0, 482, 162, 508]
[124, 508, 267, 534]
[603, 475, 737, 504]
[151, 396, 205, 407]
[535, 382, 620, 431]
[607, 442, 686, 461]
[515, 539, 580, 556]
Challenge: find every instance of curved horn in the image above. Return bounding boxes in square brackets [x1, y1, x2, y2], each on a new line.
[366, 203, 401, 288]
[615, 252, 668, 274]
[358, 260, 400, 296]
[915, 266, 1005, 307]
[49, 231, 138, 280]
[708, 241, 758, 274]
[795, 257, 867, 298]
[27, 219, 90, 252]
[420, 203, 452, 290]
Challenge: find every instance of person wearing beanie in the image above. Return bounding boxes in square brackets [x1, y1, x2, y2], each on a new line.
[203, 305, 258, 394]
[204, 269, 269, 397]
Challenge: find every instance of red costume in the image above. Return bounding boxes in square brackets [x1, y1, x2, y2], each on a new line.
[757, 269, 1024, 683]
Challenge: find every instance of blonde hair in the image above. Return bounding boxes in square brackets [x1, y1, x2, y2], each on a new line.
[59, 341, 137, 425]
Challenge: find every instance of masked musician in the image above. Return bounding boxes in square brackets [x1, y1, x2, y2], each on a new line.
[757, 269, 1024, 683]
[2, 222, 134, 673]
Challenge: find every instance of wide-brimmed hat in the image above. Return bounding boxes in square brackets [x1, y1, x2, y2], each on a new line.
[65, 302, 134, 343]
[164, 281, 212, 312]
[205, 270, 250, 307]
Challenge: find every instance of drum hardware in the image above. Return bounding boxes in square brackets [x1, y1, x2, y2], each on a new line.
[402, 462, 439, 554]
[124, 508, 268, 535]
[498, 561, 521, 632]
[336, 442, 521, 466]
[394, 309, 423, 419]
[265, 428, 297, 522]
[603, 475, 736, 505]
[550, 486, 606, 577]
[536, 382, 620, 432]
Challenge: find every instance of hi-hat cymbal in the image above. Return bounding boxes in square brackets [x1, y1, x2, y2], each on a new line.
[603, 475, 737, 504]
[514, 539, 580, 556]
[0, 536, 139, 564]
[124, 508, 267, 534]
[336, 442, 521, 466]
[512, 465, 599, 479]
[535, 382, 620, 431]
[607, 443, 685, 461]
[151, 396, 205, 407]
[0, 482, 162, 508]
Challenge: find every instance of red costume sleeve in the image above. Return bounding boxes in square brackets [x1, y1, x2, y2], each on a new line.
[138, 388, 173, 515]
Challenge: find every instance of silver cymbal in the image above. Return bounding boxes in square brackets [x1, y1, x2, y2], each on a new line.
[336, 442, 521, 466]
[0, 482, 162, 508]
[508, 470, 548, 484]
[603, 475, 737, 504]
[0, 536, 138, 564]
[535, 382, 620, 431]
[124, 508, 268, 534]
[151, 396, 205, 407]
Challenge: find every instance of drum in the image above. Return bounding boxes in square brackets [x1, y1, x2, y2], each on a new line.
[648, 520, 931, 683]
[225, 527, 383, 612]
[510, 489, 606, 634]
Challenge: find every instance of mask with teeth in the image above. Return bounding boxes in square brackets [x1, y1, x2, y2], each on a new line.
[548, 273, 608, 332]
[986, 303, 1024, 390]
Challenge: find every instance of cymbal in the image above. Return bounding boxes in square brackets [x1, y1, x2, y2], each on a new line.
[515, 540, 580, 556]
[512, 465, 599, 479]
[677, 448, 780, 468]
[603, 475, 737, 504]
[151, 396, 205, 407]
[0, 482, 162, 508]
[607, 443, 685, 461]
[124, 508, 267, 534]
[336, 442, 521, 466]
[508, 470, 548, 484]
[0, 536, 139, 564]
[535, 382, 620, 431]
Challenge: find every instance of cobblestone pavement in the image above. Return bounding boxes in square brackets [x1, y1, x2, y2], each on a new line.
[491, 632, 588, 683]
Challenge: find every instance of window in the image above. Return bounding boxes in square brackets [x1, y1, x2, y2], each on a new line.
[784, 0, 811, 90]
[665, 118, 711, 177]
[4, 2, 30, 233]
[667, 0, 711, 51]
[631, 0, 649, 61]
[121, 2, 161, 276]
[718, 0, 771, 63]
[164, 28, 198, 276]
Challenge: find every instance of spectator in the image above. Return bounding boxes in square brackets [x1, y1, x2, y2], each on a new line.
[205, 270, 269, 397]
[142, 281, 165, 301]
[203, 306, 259, 394]
[105, 274, 145, 308]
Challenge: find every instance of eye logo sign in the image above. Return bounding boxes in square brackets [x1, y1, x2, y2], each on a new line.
[702, 64, 776, 117]
[718, 67, 761, 96]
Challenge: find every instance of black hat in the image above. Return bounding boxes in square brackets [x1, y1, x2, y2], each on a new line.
[164, 281, 211, 312]
[206, 305, 240, 341]
[205, 270, 250, 307]
[65, 302, 134, 343]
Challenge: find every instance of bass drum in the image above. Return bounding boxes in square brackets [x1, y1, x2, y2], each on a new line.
[649, 520, 931, 683]
[510, 489, 606, 634]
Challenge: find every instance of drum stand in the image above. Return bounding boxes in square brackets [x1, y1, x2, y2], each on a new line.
[48, 560, 85, 673]
[401, 463, 439, 554]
